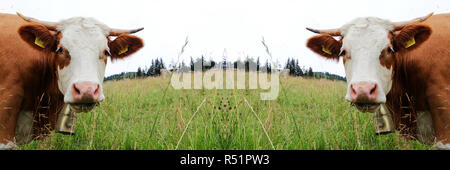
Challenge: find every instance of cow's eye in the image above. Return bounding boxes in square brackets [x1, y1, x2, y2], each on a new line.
[339, 49, 349, 58]
[387, 47, 394, 53]
[103, 49, 111, 56]
[100, 49, 111, 59]
[56, 47, 64, 54]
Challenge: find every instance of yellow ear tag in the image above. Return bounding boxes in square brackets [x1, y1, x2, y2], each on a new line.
[34, 37, 45, 48]
[405, 37, 415, 48]
[321, 45, 332, 55]
[118, 46, 128, 55]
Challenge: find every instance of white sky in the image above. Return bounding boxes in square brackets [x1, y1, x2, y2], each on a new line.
[2, 0, 449, 77]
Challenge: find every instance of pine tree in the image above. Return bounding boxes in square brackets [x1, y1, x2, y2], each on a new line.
[201, 55, 205, 71]
[292, 59, 295, 75]
[137, 67, 142, 78]
[155, 59, 160, 75]
[285, 58, 290, 69]
[190, 56, 194, 71]
[147, 59, 156, 76]
[256, 57, 260, 72]
[266, 60, 272, 73]
[295, 59, 302, 76]
[308, 67, 313, 77]
[159, 58, 165, 69]
[222, 54, 227, 70]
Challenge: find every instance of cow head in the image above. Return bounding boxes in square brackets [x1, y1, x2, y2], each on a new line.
[306, 13, 432, 112]
[17, 13, 144, 112]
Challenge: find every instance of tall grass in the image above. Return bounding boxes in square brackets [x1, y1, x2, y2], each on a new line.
[18, 75, 432, 150]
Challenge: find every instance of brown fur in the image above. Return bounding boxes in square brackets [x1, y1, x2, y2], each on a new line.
[108, 34, 144, 60]
[54, 34, 72, 69]
[55, 48, 71, 70]
[306, 14, 450, 144]
[387, 23, 432, 139]
[387, 14, 449, 142]
[306, 34, 342, 61]
[393, 24, 432, 52]
[18, 21, 65, 140]
[379, 34, 396, 69]
[379, 48, 395, 69]
[0, 13, 145, 146]
[18, 24, 57, 51]
[0, 14, 64, 144]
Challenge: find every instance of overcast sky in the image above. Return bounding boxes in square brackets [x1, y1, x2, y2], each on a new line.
[2, 0, 449, 77]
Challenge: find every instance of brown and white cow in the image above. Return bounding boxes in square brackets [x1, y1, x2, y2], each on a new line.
[0, 13, 144, 149]
[306, 13, 450, 149]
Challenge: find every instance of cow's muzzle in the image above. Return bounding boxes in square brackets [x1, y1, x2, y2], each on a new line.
[69, 103, 97, 113]
[69, 82, 101, 112]
[350, 82, 380, 112]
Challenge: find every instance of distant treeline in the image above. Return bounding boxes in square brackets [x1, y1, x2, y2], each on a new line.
[104, 56, 346, 81]
[104, 58, 165, 81]
[284, 58, 346, 81]
[175, 55, 272, 72]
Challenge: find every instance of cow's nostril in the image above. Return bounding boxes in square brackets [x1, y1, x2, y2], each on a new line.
[94, 85, 100, 95]
[350, 84, 357, 95]
[72, 82, 100, 103]
[73, 84, 81, 95]
[370, 84, 377, 95]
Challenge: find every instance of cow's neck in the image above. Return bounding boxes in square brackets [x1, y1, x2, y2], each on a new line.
[386, 51, 429, 139]
[26, 52, 65, 139]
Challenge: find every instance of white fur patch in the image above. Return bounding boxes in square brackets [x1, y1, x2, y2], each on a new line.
[435, 141, 450, 150]
[15, 110, 34, 145]
[416, 111, 435, 145]
[0, 141, 15, 150]
[340, 17, 394, 103]
[55, 17, 109, 103]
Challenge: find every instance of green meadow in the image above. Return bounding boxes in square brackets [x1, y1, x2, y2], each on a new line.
[18, 73, 432, 150]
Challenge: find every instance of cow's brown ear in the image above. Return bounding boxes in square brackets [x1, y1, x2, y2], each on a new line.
[306, 34, 342, 61]
[108, 34, 144, 60]
[18, 24, 57, 51]
[393, 24, 431, 52]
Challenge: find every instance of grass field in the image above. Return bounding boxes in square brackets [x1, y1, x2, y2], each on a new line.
[18, 73, 433, 150]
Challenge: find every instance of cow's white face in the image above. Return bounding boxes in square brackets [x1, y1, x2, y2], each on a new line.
[340, 18, 394, 111]
[56, 18, 109, 110]
[18, 15, 144, 112]
[306, 15, 432, 112]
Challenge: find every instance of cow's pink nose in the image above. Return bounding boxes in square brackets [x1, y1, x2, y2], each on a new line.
[72, 82, 100, 103]
[350, 82, 378, 103]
